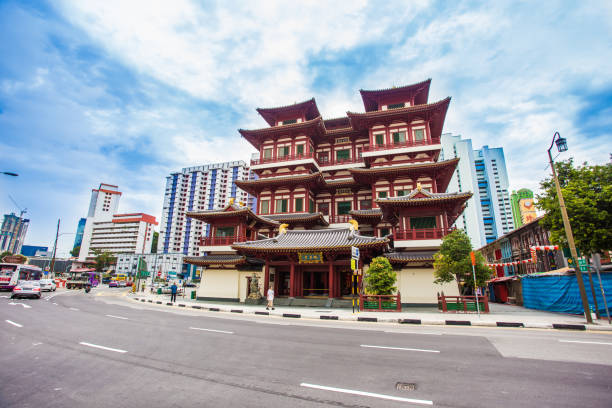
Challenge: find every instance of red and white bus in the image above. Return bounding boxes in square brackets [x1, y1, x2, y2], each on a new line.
[0, 263, 43, 290]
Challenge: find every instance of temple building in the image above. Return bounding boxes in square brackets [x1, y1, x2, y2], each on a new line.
[185, 79, 471, 306]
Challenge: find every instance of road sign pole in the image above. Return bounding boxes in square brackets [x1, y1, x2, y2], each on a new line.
[470, 252, 480, 317]
[592, 254, 611, 324]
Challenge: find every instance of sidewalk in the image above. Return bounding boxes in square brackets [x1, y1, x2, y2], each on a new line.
[129, 291, 612, 331]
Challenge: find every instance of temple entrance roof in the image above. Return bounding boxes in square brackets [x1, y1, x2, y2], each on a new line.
[262, 212, 329, 227]
[384, 251, 436, 265]
[231, 227, 388, 255]
[184, 254, 246, 267]
[186, 203, 279, 228]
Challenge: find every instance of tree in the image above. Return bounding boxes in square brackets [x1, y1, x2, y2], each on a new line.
[0, 251, 13, 260]
[92, 249, 117, 273]
[151, 231, 159, 253]
[433, 230, 491, 294]
[364, 256, 397, 295]
[70, 245, 80, 257]
[536, 159, 612, 256]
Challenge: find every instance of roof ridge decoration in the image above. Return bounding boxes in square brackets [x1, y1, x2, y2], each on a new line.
[346, 96, 451, 117]
[255, 98, 321, 126]
[359, 79, 432, 112]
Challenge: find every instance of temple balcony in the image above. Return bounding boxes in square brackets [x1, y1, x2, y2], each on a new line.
[199, 235, 247, 252]
[250, 153, 319, 170]
[393, 227, 453, 249]
[318, 155, 365, 170]
[327, 214, 352, 225]
[361, 137, 441, 157]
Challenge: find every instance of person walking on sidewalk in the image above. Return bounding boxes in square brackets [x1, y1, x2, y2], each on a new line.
[170, 282, 178, 303]
[266, 287, 275, 310]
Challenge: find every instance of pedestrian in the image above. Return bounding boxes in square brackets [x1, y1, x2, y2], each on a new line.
[170, 281, 178, 303]
[266, 287, 275, 310]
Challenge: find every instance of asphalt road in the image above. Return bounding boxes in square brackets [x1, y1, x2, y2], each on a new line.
[1, 288, 612, 408]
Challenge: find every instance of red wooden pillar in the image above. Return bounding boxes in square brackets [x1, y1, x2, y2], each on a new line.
[264, 259, 270, 294]
[289, 260, 296, 297]
[328, 262, 334, 299]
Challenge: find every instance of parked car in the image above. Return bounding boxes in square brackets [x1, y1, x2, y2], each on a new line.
[12, 281, 41, 299]
[117, 280, 127, 288]
[108, 281, 118, 288]
[102, 277, 111, 284]
[39, 279, 57, 292]
[184, 282, 197, 287]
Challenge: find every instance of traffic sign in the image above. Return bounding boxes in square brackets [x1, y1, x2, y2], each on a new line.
[578, 259, 588, 272]
[351, 258, 357, 271]
[351, 246, 359, 260]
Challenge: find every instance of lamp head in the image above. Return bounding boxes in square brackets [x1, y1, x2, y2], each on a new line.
[555, 136, 568, 152]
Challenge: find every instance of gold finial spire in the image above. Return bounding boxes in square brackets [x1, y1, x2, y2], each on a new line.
[416, 182, 422, 191]
[279, 224, 289, 234]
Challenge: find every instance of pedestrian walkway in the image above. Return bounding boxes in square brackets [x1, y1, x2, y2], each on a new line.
[130, 291, 612, 331]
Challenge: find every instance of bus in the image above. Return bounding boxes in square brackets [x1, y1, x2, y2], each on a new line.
[115, 273, 128, 282]
[0, 263, 43, 290]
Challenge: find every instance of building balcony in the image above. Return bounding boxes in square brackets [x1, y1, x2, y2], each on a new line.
[318, 156, 365, 168]
[393, 227, 453, 249]
[362, 138, 441, 155]
[328, 214, 351, 224]
[198, 235, 247, 251]
[251, 153, 317, 167]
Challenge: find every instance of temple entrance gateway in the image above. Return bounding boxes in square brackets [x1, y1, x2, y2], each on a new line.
[302, 269, 328, 297]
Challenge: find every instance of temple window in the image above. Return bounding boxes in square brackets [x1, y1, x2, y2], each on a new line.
[309, 199, 315, 213]
[360, 200, 372, 210]
[319, 202, 329, 215]
[397, 190, 408, 196]
[378, 191, 387, 198]
[282, 119, 297, 125]
[375, 133, 384, 146]
[277, 146, 290, 158]
[215, 226, 235, 237]
[380, 227, 390, 237]
[336, 149, 350, 161]
[337, 201, 351, 215]
[413, 128, 425, 142]
[295, 198, 303, 212]
[388, 102, 405, 110]
[296, 144, 304, 156]
[410, 216, 436, 229]
[275, 198, 288, 213]
[392, 131, 406, 144]
[260, 200, 270, 214]
[263, 148, 272, 159]
[318, 152, 329, 163]
[357, 147, 363, 158]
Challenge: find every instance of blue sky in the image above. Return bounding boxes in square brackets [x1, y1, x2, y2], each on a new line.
[1, 0, 611, 256]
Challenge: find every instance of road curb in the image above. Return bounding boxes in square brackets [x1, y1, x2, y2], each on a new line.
[126, 296, 612, 332]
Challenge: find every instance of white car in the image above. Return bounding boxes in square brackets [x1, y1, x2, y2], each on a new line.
[117, 280, 127, 287]
[39, 279, 57, 292]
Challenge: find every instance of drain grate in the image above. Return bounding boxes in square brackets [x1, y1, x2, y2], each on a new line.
[396, 382, 417, 391]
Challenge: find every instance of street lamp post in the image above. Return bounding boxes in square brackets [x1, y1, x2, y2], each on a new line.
[1, 172, 18, 177]
[547, 132, 592, 323]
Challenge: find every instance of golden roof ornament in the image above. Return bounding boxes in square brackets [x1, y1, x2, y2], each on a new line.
[348, 219, 359, 232]
[279, 223, 289, 234]
[416, 182, 422, 191]
[229, 197, 235, 205]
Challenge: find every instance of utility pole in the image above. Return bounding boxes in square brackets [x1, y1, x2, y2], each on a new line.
[49, 219, 60, 275]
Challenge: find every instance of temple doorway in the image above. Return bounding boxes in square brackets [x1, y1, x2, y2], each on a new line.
[302, 269, 328, 297]
[275, 269, 291, 296]
[339, 270, 353, 297]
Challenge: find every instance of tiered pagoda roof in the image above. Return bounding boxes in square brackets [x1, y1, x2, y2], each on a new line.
[384, 251, 436, 265]
[359, 79, 432, 112]
[347, 97, 451, 140]
[185, 203, 279, 228]
[262, 212, 329, 227]
[348, 208, 383, 224]
[349, 158, 460, 192]
[239, 117, 326, 149]
[184, 254, 247, 267]
[231, 227, 388, 255]
[234, 172, 324, 195]
[256, 98, 321, 126]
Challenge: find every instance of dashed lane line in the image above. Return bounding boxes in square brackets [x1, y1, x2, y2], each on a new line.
[189, 327, 234, 334]
[360, 344, 440, 353]
[6, 320, 23, 328]
[300, 383, 433, 405]
[106, 314, 128, 320]
[69, 307, 79, 311]
[559, 340, 612, 346]
[8, 302, 32, 309]
[79, 342, 127, 353]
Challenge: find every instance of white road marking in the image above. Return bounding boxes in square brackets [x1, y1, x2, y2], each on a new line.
[560, 340, 612, 346]
[384, 330, 442, 335]
[79, 342, 127, 353]
[32, 342, 42, 346]
[0, 295, 9, 298]
[360, 344, 440, 353]
[189, 327, 234, 334]
[69, 307, 79, 311]
[300, 383, 433, 405]
[6, 320, 23, 328]
[8, 302, 32, 309]
[53, 303, 58, 306]
[106, 314, 128, 320]
[54, 388, 62, 391]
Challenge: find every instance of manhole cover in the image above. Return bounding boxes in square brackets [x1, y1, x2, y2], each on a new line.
[396, 382, 417, 391]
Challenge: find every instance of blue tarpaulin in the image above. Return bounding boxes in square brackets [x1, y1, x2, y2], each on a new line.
[522, 272, 612, 314]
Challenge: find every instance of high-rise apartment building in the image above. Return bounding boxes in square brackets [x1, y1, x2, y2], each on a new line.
[72, 218, 86, 252]
[0, 213, 29, 254]
[440, 133, 486, 249]
[510, 188, 537, 228]
[78, 183, 157, 260]
[158, 161, 251, 256]
[474, 146, 514, 243]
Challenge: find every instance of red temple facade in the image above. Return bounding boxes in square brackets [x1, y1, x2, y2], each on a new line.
[185, 80, 470, 306]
